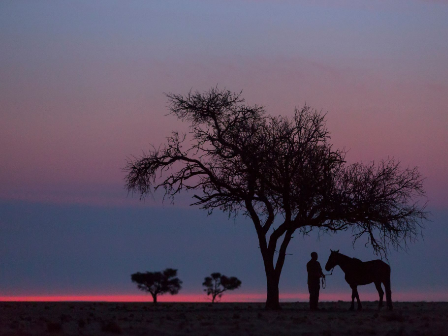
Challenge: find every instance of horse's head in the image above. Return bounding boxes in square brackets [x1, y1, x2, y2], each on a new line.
[325, 249, 340, 271]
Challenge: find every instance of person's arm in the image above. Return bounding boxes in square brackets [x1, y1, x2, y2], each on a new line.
[318, 263, 325, 278]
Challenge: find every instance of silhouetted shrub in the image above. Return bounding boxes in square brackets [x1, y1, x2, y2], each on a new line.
[203, 272, 242, 303]
[131, 268, 182, 303]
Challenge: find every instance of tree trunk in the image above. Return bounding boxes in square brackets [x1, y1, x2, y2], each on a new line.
[261, 229, 293, 310]
[262, 248, 281, 310]
[151, 293, 157, 304]
[265, 273, 281, 310]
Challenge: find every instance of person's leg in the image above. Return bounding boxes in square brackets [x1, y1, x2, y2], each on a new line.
[309, 283, 319, 310]
[308, 284, 317, 310]
[308, 284, 313, 310]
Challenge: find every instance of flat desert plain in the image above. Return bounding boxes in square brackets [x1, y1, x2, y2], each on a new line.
[1, 301, 447, 336]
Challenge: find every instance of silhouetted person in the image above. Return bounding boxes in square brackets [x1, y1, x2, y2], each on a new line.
[307, 252, 325, 310]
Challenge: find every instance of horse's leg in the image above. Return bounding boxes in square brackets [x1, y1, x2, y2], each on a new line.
[374, 281, 384, 310]
[353, 286, 362, 311]
[383, 278, 393, 311]
[349, 285, 356, 311]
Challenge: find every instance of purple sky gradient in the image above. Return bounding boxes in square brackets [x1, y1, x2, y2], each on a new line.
[1, 0, 447, 300]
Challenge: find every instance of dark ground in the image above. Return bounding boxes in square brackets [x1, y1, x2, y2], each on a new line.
[1, 301, 447, 336]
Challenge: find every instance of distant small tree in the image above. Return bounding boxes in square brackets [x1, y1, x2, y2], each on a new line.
[131, 268, 182, 303]
[203, 272, 242, 303]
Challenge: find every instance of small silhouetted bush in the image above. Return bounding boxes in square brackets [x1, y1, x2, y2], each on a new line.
[131, 268, 182, 303]
[203, 272, 242, 303]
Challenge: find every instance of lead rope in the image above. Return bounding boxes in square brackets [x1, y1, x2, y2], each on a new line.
[321, 268, 334, 289]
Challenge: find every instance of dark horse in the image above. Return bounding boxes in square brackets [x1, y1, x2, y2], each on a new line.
[325, 250, 392, 311]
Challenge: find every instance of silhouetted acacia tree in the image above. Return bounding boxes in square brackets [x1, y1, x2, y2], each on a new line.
[203, 273, 242, 303]
[125, 88, 427, 310]
[131, 268, 182, 303]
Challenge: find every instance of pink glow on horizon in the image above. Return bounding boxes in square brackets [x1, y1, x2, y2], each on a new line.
[2, 292, 448, 302]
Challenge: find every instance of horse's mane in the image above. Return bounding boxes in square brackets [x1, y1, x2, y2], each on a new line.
[336, 252, 362, 262]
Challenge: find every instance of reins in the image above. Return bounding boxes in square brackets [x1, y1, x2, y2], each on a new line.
[321, 267, 334, 289]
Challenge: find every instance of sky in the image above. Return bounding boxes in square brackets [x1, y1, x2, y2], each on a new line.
[1, 0, 447, 302]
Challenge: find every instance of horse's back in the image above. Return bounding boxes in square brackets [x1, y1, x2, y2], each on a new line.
[346, 259, 390, 285]
[364, 260, 391, 279]
[365, 259, 390, 270]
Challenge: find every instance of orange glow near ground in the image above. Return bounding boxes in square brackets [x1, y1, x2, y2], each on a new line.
[1, 292, 448, 302]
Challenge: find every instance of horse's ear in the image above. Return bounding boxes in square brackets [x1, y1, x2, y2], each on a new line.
[336, 250, 339, 253]
[330, 249, 334, 253]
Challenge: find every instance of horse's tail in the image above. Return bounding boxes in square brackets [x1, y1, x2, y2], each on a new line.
[384, 262, 391, 276]
[383, 263, 393, 310]
[382, 262, 391, 287]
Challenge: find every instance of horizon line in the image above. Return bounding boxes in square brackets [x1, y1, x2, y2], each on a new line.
[2, 291, 448, 302]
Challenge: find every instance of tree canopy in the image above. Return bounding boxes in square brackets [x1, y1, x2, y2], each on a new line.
[125, 88, 427, 309]
[131, 268, 182, 303]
